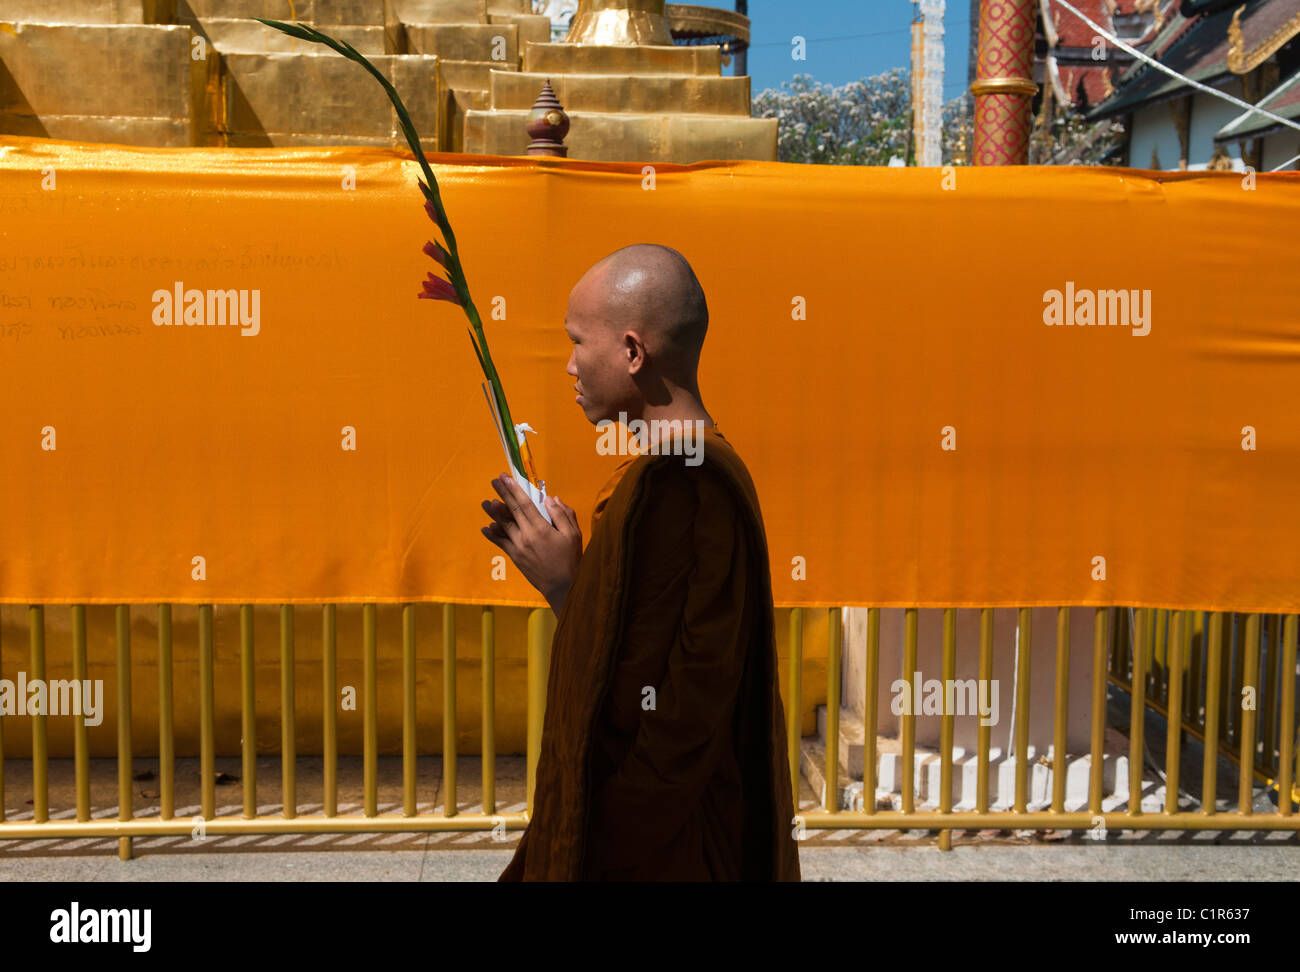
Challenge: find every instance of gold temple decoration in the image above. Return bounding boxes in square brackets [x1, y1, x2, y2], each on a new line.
[1206, 145, 1235, 170]
[1227, 4, 1248, 72]
[563, 0, 673, 46]
[969, 77, 1040, 97]
[1228, 4, 1300, 75]
[667, 3, 750, 52]
[1168, 95, 1190, 170]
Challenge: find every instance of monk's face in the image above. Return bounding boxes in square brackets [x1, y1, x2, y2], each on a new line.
[564, 265, 637, 425]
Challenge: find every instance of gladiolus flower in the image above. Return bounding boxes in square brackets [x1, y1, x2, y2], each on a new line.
[419, 272, 460, 304]
[423, 239, 451, 271]
[252, 17, 532, 487]
[420, 182, 444, 224]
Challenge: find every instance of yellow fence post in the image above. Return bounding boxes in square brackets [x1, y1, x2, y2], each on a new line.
[403, 603, 418, 817]
[1089, 607, 1108, 817]
[199, 605, 215, 822]
[788, 608, 803, 812]
[364, 603, 377, 818]
[323, 604, 337, 818]
[1203, 612, 1224, 817]
[481, 605, 495, 816]
[1238, 614, 1260, 814]
[1129, 608, 1148, 818]
[72, 605, 89, 822]
[939, 607, 956, 850]
[280, 604, 295, 820]
[115, 605, 132, 861]
[1164, 611, 1185, 814]
[902, 608, 917, 815]
[863, 608, 880, 815]
[1051, 607, 1069, 817]
[159, 605, 174, 821]
[443, 602, 457, 817]
[525, 607, 553, 817]
[824, 607, 841, 814]
[977, 608, 993, 815]
[29, 605, 47, 825]
[1278, 615, 1297, 816]
[240, 604, 255, 819]
[1014, 607, 1031, 817]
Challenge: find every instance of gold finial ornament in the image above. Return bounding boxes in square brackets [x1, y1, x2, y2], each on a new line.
[526, 78, 570, 156]
[1227, 4, 1247, 73]
[563, 0, 674, 46]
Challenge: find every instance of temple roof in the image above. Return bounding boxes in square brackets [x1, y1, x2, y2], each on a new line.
[1215, 63, 1300, 139]
[1040, 0, 1131, 109]
[1087, 0, 1300, 119]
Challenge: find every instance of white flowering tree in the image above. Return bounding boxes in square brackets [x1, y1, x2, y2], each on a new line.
[753, 70, 912, 166]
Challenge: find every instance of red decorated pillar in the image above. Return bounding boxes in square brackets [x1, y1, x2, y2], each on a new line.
[970, 0, 1039, 165]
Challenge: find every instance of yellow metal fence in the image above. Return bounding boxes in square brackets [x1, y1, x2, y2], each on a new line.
[0, 604, 548, 859]
[0, 603, 1295, 859]
[792, 607, 1298, 849]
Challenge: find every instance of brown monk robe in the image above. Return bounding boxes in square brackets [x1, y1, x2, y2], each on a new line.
[498, 423, 801, 881]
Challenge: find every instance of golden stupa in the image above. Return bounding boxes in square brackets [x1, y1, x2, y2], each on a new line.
[0, 0, 775, 162]
[462, 0, 774, 161]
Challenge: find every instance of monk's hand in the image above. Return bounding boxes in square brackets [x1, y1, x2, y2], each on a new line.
[480, 473, 582, 609]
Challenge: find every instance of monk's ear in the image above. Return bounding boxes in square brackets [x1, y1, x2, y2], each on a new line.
[623, 330, 648, 374]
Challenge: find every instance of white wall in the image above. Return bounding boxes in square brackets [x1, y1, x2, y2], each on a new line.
[1187, 80, 1245, 167]
[1127, 79, 1246, 170]
[1128, 101, 1183, 169]
[1262, 128, 1300, 170]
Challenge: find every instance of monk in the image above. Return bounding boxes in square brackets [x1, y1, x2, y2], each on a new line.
[480, 243, 800, 882]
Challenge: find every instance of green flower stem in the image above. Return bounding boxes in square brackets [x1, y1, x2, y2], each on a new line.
[255, 17, 527, 476]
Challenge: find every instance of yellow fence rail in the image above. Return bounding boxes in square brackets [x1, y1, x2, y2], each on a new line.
[0, 603, 1295, 858]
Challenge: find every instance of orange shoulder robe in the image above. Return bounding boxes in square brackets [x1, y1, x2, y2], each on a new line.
[499, 425, 801, 882]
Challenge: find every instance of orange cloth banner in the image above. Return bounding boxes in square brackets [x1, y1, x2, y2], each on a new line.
[1, 137, 1297, 611]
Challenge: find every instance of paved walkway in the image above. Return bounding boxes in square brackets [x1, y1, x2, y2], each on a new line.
[1, 753, 1294, 881]
[2, 825, 1294, 882]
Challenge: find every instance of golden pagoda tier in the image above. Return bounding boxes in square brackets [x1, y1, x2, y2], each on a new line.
[0, 0, 774, 162]
[461, 1, 775, 162]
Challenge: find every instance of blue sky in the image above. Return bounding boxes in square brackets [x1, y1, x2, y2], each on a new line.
[693, 0, 974, 102]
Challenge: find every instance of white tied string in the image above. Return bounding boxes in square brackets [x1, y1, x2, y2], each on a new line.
[1053, 0, 1300, 170]
[1271, 150, 1300, 170]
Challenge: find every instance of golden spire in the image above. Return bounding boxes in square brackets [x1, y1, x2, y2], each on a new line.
[563, 0, 674, 46]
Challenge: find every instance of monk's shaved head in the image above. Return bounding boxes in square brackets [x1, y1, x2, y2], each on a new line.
[588, 244, 708, 382]
[564, 243, 714, 429]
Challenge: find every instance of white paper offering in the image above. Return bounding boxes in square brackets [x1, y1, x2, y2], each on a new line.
[482, 382, 552, 526]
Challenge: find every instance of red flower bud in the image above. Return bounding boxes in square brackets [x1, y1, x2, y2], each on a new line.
[423, 239, 451, 271]
[418, 272, 460, 305]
